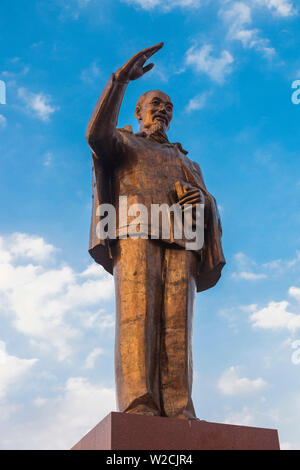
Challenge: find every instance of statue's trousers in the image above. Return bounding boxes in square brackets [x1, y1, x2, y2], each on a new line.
[112, 237, 197, 418]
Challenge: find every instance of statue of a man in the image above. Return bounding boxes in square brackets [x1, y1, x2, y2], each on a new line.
[86, 43, 225, 420]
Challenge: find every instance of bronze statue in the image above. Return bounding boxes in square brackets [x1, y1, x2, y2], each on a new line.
[86, 43, 225, 420]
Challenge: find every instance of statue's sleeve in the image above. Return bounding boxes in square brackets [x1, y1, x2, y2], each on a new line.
[85, 73, 128, 164]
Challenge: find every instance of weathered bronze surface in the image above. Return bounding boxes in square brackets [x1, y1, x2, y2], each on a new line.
[86, 43, 225, 419]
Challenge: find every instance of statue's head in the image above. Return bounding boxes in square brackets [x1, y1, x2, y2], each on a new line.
[135, 90, 173, 134]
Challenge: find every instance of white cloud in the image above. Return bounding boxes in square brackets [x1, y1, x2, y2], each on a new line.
[5, 233, 56, 262]
[0, 233, 114, 361]
[185, 91, 211, 112]
[232, 251, 267, 280]
[232, 271, 267, 280]
[80, 263, 104, 278]
[234, 251, 256, 267]
[223, 405, 256, 426]
[185, 44, 234, 83]
[1, 66, 29, 80]
[84, 347, 104, 369]
[250, 300, 300, 332]
[219, 303, 259, 333]
[231, 251, 300, 281]
[289, 286, 300, 301]
[254, 0, 297, 17]
[17, 87, 58, 122]
[240, 303, 258, 313]
[0, 376, 115, 449]
[218, 366, 267, 395]
[220, 1, 276, 57]
[61, 0, 202, 16]
[80, 309, 115, 330]
[123, 0, 202, 11]
[0, 114, 7, 128]
[0, 341, 37, 400]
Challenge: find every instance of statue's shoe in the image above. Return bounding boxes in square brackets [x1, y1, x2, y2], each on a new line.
[125, 404, 160, 417]
[168, 412, 205, 421]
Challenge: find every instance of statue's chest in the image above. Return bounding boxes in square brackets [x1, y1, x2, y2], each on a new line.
[122, 138, 185, 181]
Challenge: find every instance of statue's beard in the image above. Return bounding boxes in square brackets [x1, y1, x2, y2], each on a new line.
[149, 120, 166, 133]
[144, 121, 169, 144]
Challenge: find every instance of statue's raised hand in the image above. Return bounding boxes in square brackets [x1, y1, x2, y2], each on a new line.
[115, 42, 164, 83]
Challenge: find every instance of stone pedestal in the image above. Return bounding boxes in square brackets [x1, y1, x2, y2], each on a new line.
[71, 412, 280, 450]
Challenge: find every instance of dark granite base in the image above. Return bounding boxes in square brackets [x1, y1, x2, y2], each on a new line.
[71, 412, 280, 450]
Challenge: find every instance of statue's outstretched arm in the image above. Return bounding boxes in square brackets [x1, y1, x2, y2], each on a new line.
[85, 43, 164, 159]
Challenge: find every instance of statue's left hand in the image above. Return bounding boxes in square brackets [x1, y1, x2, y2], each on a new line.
[178, 185, 205, 208]
[115, 42, 164, 83]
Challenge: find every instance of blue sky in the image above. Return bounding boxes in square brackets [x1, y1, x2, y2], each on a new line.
[0, 0, 300, 450]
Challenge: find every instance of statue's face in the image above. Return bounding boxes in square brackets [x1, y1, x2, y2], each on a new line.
[137, 90, 173, 132]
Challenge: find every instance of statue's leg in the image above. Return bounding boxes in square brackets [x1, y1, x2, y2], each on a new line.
[160, 247, 198, 419]
[113, 237, 163, 416]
